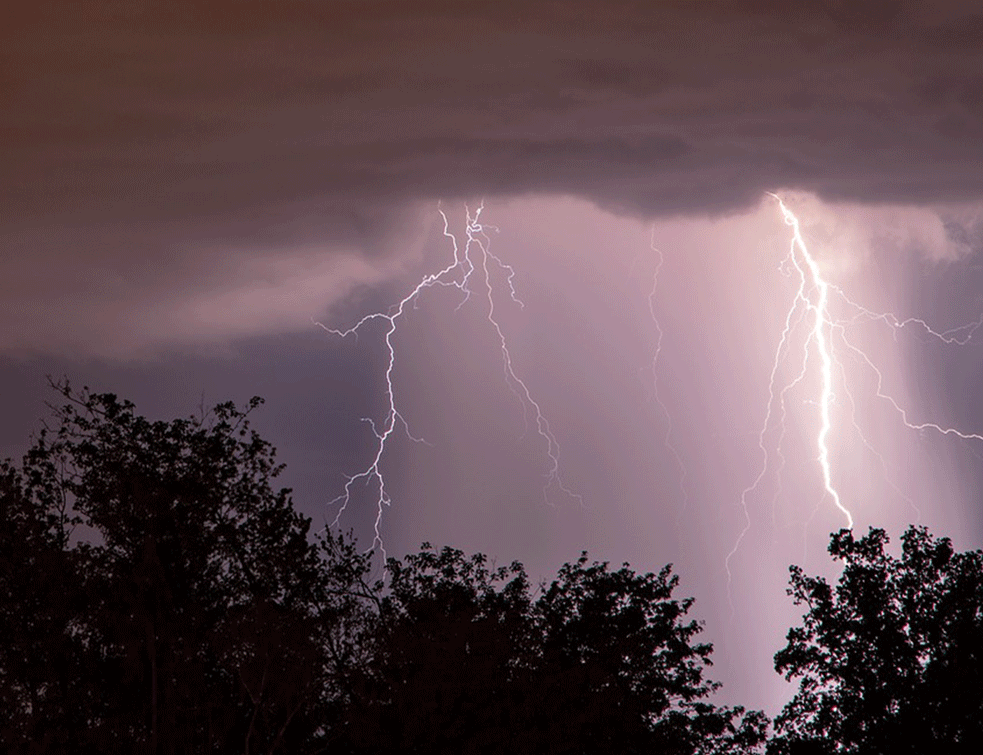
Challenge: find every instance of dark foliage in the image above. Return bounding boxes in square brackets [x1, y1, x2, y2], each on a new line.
[771, 526, 983, 755]
[1, 381, 769, 753]
[12, 382, 983, 755]
[341, 545, 768, 755]
[0, 381, 366, 753]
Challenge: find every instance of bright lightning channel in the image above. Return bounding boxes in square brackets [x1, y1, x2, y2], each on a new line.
[316, 203, 578, 556]
[727, 192, 983, 588]
[774, 193, 851, 528]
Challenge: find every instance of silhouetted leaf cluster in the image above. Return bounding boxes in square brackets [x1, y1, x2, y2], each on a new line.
[342, 545, 766, 754]
[770, 526, 983, 755]
[3, 384, 982, 754]
[0, 382, 368, 753]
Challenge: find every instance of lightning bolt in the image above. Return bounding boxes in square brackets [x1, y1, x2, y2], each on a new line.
[727, 192, 983, 587]
[774, 194, 851, 527]
[316, 202, 578, 555]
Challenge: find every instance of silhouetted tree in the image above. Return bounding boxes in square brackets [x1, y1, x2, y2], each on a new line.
[533, 555, 766, 755]
[337, 545, 536, 753]
[771, 526, 983, 755]
[0, 381, 366, 754]
[2, 380, 771, 754]
[0, 433, 89, 751]
[340, 544, 768, 755]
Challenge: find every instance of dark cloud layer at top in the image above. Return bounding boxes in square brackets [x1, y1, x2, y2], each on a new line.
[2, 0, 982, 352]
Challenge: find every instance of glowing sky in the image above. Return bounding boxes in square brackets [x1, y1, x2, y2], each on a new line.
[3, 0, 983, 713]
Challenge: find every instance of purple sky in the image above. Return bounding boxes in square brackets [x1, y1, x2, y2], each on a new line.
[4, 0, 983, 714]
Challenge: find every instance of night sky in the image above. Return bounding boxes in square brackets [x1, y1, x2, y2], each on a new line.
[4, 0, 983, 714]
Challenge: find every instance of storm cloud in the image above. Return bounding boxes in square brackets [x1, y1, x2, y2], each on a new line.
[3, 0, 983, 353]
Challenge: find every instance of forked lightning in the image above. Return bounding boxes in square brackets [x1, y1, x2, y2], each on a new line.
[317, 203, 577, 555]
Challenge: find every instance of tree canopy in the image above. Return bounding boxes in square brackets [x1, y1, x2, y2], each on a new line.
[5, 382, 983, 754]
[0, 382, 766, 754]
[342, 545, 767, 754]
[771, 526, 983, 755]
[0, 382, 364, 753]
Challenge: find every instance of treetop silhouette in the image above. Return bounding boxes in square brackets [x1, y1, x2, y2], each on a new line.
[772, 526, 983, 755]
[5, 381, 983, 754]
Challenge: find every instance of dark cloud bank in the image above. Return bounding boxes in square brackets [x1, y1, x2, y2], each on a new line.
[3, 0, 983, 354]
[8, 1, 983, 226]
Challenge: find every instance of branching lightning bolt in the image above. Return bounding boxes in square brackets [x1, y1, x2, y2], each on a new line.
[775, 194, 852, 528]
[727, 192, 983, 592]
[316, 202, 578, 555]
